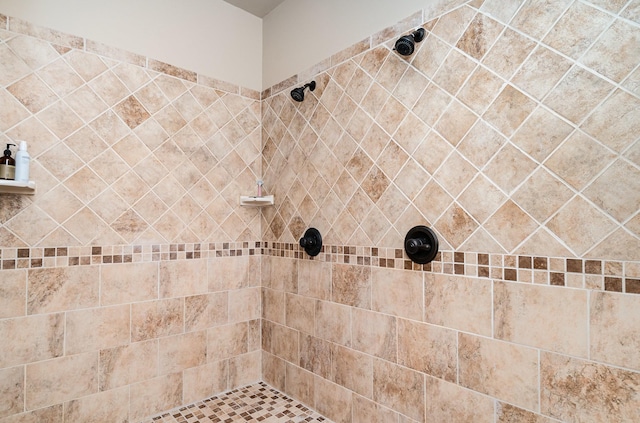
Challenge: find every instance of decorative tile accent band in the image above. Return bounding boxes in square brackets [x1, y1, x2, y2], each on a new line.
[2, 241, 639, 295]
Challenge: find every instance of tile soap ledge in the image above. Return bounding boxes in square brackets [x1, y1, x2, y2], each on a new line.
[240, 195, 274, 207]
[0, 180, 36, 195]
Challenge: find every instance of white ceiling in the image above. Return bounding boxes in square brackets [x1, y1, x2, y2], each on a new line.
[223, 0, 286, 18]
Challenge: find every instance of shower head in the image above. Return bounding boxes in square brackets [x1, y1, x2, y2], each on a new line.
[291, 81, 316, 102]
[394, 28, 426, 56]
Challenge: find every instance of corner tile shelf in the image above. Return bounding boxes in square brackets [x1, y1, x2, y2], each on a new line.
[0, 180, 36, 195]
[240, 195, 274, 207]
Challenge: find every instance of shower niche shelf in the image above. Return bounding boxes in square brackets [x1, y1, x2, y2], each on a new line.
[0, 180, 36, 195]
[240, 195, 274, 207]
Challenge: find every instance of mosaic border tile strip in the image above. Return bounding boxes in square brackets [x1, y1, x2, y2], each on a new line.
[140, 382, 331, 423]
[1, 241, 639, 295]
[262, 242, 640, 295]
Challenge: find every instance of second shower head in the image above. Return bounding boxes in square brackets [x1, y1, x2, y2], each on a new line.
[395, 28, 426, 56]
[291, 81, 316, 102]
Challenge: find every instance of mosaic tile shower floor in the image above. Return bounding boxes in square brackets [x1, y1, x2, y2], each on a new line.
[141, 382, 333, 423]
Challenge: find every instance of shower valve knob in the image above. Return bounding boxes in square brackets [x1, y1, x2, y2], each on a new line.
[299, 227, 322, 257]
[404, 225, 439, 264]
[405, 238, 432, 254]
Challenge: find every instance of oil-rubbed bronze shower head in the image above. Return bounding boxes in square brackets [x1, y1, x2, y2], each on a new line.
[395, 28, 426, 56]
[291, 81, 316, 102]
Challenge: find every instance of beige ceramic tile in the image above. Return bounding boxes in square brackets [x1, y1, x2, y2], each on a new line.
[352, 308, 397, 362]
[0, 269, 26, 318]
[585, 160, 640, 222]
[268, 321, 299, 364]
[512, 168, 573, 223]
[543, 67, 614, 125]
[512, 46, 572, 101]
[353, 394, 399, 423]
[0, 313, 63, 369]
[228, 287, 261, 323]
[425, 274, 492, 336]
[483, 85, 536, 136]
[262, 256, 297, 292]
[297, 260, 331, 301]
[207, 322, 248, 362]
[7, 73, 58, 114]
[209, 256, 252, 291]
[510, 0, 572, 40]
[543, 2, 612, 59]
[99, 339, 158, 391]
[459, 333, 539, 410]
[182, 360, 227, 404]
[431, 5, 477, 46]
[229, 350, 261, 388]
[484, 200, 539, 252]
[425, 376, 494, 423]
[285, 293, 315, 335]
[159, 330, 207, 375]
[160, 259, 207, 298]
[581, 89, 640, 154]
[65, 305, 130, 355]
[433, 49, 477, 96]
[541, 352, 640, 422]
[314, 375, 353, 423]
[457, 65, 503, 114]
[494, 281, 588, 356]
[483, 143, 537, 194]
[26, 352, 98, 410]
[285, 362, 315, 407]
[100, 262, 158, 306]
[331, 263, 371, 308]
[373, 359, 424, 422]
[0, 404, 63, 423]
[372, 267, 423, 320]
[129, 373, 183, 422]
[263, 287, 286, 325]
[27, 266, 99, 314]
[398, 319, 457, 382]
[315, 300, 351, 347]
[434, 204, 478, 249]
[483, 28, 536, 79]
[0, 366, 24, 419]
[299, 334, 331, 379]
[496, 402, 560, 423]
[456, 13, 504, 60]
[457, 174, 506, 224]
[547, 196, 618, 256]
[63, 386, 129, 423]
[581, 20, 640, 83]
[131, 298, 184, 342]
[545, 131, 617, 191]
[435, 100, 478, 146]
[591, 291, 640, 371]
[330, 344, 373, 399]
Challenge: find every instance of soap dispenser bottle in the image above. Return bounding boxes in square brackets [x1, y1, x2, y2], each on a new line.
[0, 144, 16, 180]
[14, 141, 30, 183]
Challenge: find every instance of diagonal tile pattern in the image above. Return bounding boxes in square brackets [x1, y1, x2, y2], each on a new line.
[261, 1, 640, 260]
[0, 20, 262, 248]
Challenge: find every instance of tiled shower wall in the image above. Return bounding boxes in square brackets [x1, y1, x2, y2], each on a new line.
[261, 0, 640, 422]
[0, 15, 262, 422]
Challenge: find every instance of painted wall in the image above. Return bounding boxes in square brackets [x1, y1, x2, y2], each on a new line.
[260, 0, 640, 421]
[0, 0, 263, 90]
[262, 0, 468, 88]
